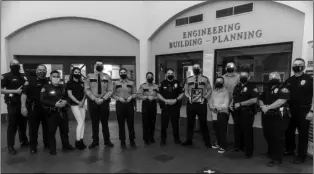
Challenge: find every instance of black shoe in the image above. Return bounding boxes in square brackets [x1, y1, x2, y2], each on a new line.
[104, 141, 114, 147]
[267, 160, 282, 167]
[44, 144, 50, 149]
[293, 157, 306, 164]
[8, 147, 17, 155]
[80, 139, 87, 149]
[144, 140, 151, 145]
[50, 151, 57, 155]
[20, 141, 30, 147]
[206, 144, 212, 149]
[121, 141, 126, 148]
[174, 139, 182, 145]
[75, 141, 83, 150]
[244, 154, 253, 158]
[88, 142, 99, 149]
[284, 151, 295, 156]
[261, 153, 270, 159]
[63, 144, 74, 151]
[150, 138, 155, 144]
[160, 140, 166, 146]
[182, 140, 193, 147]
[30, 148, 37, 154]
[130, 140, 136, 148]
[233, 148, 244, 152]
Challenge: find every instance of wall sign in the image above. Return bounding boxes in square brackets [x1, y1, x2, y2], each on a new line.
[169, 23, 263, 49]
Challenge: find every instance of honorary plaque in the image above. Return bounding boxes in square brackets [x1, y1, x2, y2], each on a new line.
[191, 88, 203, 103]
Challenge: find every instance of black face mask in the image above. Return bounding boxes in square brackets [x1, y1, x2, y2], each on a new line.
[292, 66, 304, 73]
[73, 74, 81, 79]
[96, 65, 103, 72]
[10, 65, 20, 74]
[240, 76, 248, 84]
[167, 75, 174, 81]
[269, 79, 280, 86]
[215, 82, 223, 89]
[120, 74, 127, 79]
[193, 69, 200, 75]
[36, 71, 47, 79]
[226, 68, 234, 73]
[147, 78, 153, 83]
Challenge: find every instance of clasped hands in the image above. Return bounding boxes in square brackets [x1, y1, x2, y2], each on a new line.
[118, 96, 133, 103]
[165, 99, 177, 105]
[55, 99, 67, 108]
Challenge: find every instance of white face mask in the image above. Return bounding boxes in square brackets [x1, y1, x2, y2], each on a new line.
[51, 77, 60, 84]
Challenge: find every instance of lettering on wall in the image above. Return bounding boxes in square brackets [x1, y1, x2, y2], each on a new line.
[169, 23, 263, 49]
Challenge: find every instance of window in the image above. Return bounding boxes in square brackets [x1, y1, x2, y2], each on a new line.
[189, 14, 203, 24]
[234, 3, 253, 15]
[175, 17, 189, 26]
[216, 7, 233, 18]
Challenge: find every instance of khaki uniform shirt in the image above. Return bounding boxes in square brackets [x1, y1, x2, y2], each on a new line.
[84, 72, 113, 100]
[184, 75, 212, 100]
[222, 73, 240, 101]
[137, 83, 159, 100]
[112, 79, 137, 100]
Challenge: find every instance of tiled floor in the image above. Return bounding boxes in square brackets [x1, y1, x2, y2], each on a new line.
[1, 112, 312, 173]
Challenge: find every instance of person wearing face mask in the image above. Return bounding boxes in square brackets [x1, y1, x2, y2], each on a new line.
[21, 64, 50, 154]
[209, 77, 230, 154]
[137, 72, 159, 145]
[40, 70, 74, 155]
[85, 60, 114, 149]
[67, 67, 87, 150]
[182, 64, 212, 149]
[230, 65, 259, 158]
[259, 72, 290, 167]
[157, 68, 184, 146]
[1, 59, 30, 155]
[112, 68, 137, 148]
[283, 58, 313, 164]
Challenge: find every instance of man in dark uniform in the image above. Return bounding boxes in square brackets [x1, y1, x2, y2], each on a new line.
[182, 64, 212, 148]
[40, 70, 74, 155]
[157, 68, 184, 146]
[137, 72, 159, 145]
[112, 68, 137, 148]
[21, 64, 50, 154]
[84, 60, 114, 149]
[259, 72, 290, 167]
[230, 65, 259, 158]
[284, 58, 313, 164]
[1, 59, 29, 155]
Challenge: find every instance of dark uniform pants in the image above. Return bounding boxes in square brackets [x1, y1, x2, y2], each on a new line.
[161, 104, 180, 141]
[213, 112, 229, 149]
[186, 102, 210, 145]
[142, 100, 157, 141]
[7, 103, 28, 147]
[46, 111, 70, 152]
[285, 105, 311, 159]
[237, 107, 254, 155]
[116, 101, 135, 141]
[262, 111, 289, 161]
[28, 104, 49, 149]
[231, 109, 244, 149]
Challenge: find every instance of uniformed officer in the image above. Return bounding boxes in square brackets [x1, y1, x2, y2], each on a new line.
[157, 68, 184, 146]
[182, 64, 212, 148]
[1, 59, 29, 155]
[259, 72, 290, 167]
[21, 64, 50, 154]
[40, 70, 74, 155]
[284, 58, 313, 164]
[137, 72, 159, 145]
[85, 60, 114, 149]
[230, 65, 259, 158]
[112, 68, 137, 148]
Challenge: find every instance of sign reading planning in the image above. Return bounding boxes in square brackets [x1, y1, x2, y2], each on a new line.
[169, 23, 262, 49]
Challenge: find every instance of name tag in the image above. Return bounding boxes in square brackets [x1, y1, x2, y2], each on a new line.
[188, 82, 194, 86]
[102, 79, 108, 83]
[90, 79, 97, 82]
[115, 85, 122, 89]
[127, 85, 132, 88]
[143, 89, 149, 92]
[200, 82, 205, 86]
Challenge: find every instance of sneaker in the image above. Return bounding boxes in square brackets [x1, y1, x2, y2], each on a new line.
[218, 148, 225, 154]
[212, 144, 220, 149]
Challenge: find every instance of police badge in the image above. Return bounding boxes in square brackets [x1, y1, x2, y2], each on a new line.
[243, 87, 247, 92]
[301, 80, 306, 86]
[274, 88, 278, 94]
[191, 88, 203, 103]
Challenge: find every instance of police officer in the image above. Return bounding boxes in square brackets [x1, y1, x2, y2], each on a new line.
[1, 59, 29, 155]
[182, 64, 212, 148]
[137, 72, 159, 145]
[157, 68, 184, 146]
[112, 68, 137, 148]
[85, 60, 114, 149]
[230, 65, 259, 158]
[40, 70, 74, 155]
[259, 72, 290, 167]
[284, 58, 313, 164]
[21, 64, 50, 154]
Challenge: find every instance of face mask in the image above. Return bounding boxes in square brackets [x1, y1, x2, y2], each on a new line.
[193, 69, 200, 75]
[147, 78, 153, 83]
[51, 77, 60, 84]
[240, 76, 248, 84]
[10, 65, 20, 74]
[167, 75, 174, 81]
[269, 79, 280, 86]
[226, 68, 234, 73]
[215, 82, 223, 89]
[73, 74, 81, 79]
[120, 74, 127, 79]
[96, 65, 103, 72]
[36, 71, 47, 79]
[292, 66, 304, 73]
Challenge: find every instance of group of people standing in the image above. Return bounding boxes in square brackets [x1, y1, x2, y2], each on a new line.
[1, 58, 313, 168]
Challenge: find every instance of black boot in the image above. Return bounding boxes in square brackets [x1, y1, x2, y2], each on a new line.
[80, 139, 87, 149]
[8, 146, 17, 155]
[121, 141, 126, 149]
[130, 140, 136, 148]
[88, 141, 99, 149]
[75, 141, 83, 150]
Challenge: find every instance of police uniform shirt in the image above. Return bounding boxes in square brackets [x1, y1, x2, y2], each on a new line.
[158, 79, 183, 100]
[137, 83, 159, 99]
[184, 75, 212, 99]
[66, 80, 84, 105]
[40, 84, 66, 107]
[259, 84, 290, 106]
[84, 72, 113, 100]
[112, 79, 137, 100]
[222, 73, 240, 101]
[284, 73, 313, 105]
[22, 76, 48, 104]
[233, 82, 259, 103]
[1, 72, 26, 104]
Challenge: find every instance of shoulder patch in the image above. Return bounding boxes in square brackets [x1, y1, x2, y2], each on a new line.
[281, 88, 289, 93]
[41, 88, 45, 92]
[253, 88, 259, 93]
[1, 75, 4, 80]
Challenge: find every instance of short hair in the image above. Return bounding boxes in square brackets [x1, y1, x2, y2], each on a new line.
[216, 76, 224, 82]
[119, 68, 127, 73]
[166, 68, 174, 73]
[238, 64, 250, 74]
[193, 63, 201, 67]
[50, 70, 60, 75]
[269, 72, 281, 81]
[37, 64, 47, 70]
[293, 58, 305, 64]
[94, 60, 103, 65]
[146, 72, 154, 77]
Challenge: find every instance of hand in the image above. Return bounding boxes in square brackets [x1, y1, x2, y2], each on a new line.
[126, 96, 133, 103]
[164, 99, 171, 105]
[191, 96, 201, 103]
[55, 101, 63, 108]
[60, 100, 67, 107]
[95, 98, 104, 105]
[306, 111, 313, 121]
[261, 105, 269, 113]
[79, 101, 84, 108]
[200, 97, 204, 104]
[119, 97, 126, 103]
[21, 107, 28, 117]
[234, 103, 240, 109]
[148, 96, 154, 101]
[188, 97, 192, 104]
[229, 105, 234, 111]
[15, 86, 23, 94]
